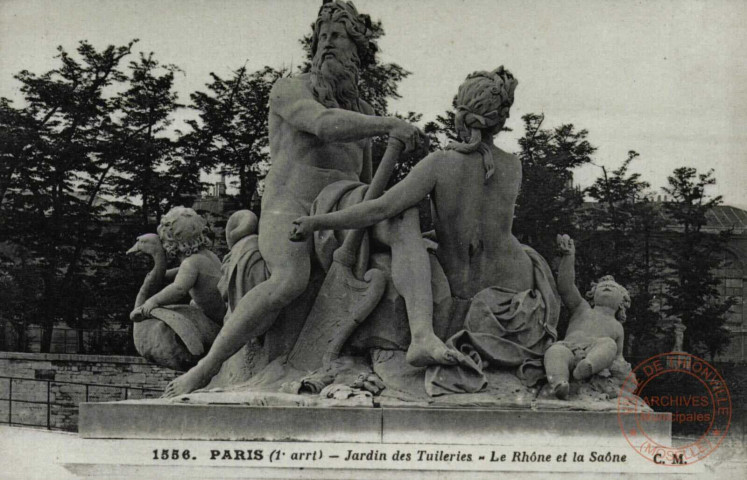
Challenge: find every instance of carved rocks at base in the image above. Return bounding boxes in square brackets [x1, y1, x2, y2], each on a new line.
[172, 350, 648, 413]
[536, 357, 639, 410]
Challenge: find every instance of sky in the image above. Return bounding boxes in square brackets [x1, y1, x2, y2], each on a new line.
[1, 0, 746, 207]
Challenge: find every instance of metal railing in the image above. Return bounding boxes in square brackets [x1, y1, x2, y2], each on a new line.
[0, 375, 163, 432]
[2, 325, 134, 355]
[26, 326, 133, 354]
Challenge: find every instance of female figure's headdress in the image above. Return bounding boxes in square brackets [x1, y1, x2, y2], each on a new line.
[446, 66, 518, 182]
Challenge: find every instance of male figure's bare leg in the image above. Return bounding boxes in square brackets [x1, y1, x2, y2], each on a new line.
[373, 208, 458, 367]
[164, 212, 312, 397]
[573, 337, 617, 380]
[544, 344, 574, 399]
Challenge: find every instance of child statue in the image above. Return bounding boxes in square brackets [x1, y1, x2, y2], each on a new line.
[126, 207, 225, 371]
[544, 234, 630, 400]
[130, 206, 226, 322]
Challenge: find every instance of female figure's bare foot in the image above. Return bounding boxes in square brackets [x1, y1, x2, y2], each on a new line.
[162, 361, 220, 398]
[406, 332, 460, 367]
[572, 358, 594, 380]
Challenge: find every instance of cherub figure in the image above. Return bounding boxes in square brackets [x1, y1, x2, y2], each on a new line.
[130, 207, 226, 323]
[544, 234, 630, 400]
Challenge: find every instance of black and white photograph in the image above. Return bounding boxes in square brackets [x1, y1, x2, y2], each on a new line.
[0, 0, 745, 478]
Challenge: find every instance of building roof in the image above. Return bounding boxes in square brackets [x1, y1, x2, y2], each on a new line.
[706, 206, 747, 230]
[579, 202, 747, 234]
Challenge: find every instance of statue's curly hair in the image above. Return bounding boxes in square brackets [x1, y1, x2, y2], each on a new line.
[585, 275, 632, 323]
[157, 207, 211, 257]
[446, 66, 518, 183]
[310, 0, 377, 70]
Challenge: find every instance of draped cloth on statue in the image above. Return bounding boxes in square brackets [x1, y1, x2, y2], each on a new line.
[310, 180, 370, 272]
[425, 246, 560, 396]
[218, 234, 269, 316]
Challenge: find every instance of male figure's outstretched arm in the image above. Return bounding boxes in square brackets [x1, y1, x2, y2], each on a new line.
[271, 78, 422, 148]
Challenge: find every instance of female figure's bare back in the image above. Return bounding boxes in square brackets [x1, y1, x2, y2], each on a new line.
[288, 66, 534, 369]
[431, 146, 533, 298]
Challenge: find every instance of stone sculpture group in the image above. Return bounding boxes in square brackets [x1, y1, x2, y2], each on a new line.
[127, 1, 635, 407]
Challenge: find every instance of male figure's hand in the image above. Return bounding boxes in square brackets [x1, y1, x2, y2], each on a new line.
[390, 118, 427, 153]
[557, 234, 575, 256]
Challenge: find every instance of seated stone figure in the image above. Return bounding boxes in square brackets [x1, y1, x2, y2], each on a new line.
[164, 0, 445, 399]
[544, 234, 629, 400]
[291, 67, 560, 396]
[131, 207, 226, 322]
[218, 210, 261, 317]
[127, 207, 224, 371]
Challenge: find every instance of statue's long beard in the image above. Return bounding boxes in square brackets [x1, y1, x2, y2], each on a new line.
[310, 53, 360, 112]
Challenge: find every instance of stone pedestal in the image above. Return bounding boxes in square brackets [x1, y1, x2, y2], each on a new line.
[80, 400, 671, 446]
[67, 400, 680, 478]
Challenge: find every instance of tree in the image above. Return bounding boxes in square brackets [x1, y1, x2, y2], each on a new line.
[183, 65, 286, 209]
[513, 113, 595, 260]
[661, 167, 734, 358]
[111, 52, 182, 228]
[0, 98, 43, 202]
[431, 109, 458, 146]
[577, 152, 667, 357]
[580, 151, 659, 283]
[0, 40, 136, 352]
[0, 250, 44, 352]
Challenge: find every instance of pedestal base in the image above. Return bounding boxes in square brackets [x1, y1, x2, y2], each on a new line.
[80, 400, 671, 446]
[62, 401, 690, 478]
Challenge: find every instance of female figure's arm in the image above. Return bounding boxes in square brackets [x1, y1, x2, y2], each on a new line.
[290, 153, 441, 240]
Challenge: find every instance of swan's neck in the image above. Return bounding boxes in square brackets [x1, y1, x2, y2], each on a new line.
[134, 248, 168, 308]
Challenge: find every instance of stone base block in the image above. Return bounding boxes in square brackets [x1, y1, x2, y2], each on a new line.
[80, 400, 671, 447]
[79, 401, 382, 442]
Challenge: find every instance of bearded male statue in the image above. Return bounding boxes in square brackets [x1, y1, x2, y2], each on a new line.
[164, 1, 457, 397]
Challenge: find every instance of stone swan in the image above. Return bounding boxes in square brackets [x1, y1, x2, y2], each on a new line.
[126, 234, 208, 371]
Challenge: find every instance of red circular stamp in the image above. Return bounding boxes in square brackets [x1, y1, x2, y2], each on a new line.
[617, 352, 731, 466]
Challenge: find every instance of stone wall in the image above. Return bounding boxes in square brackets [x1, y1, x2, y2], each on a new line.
[0, 352, 179, 431]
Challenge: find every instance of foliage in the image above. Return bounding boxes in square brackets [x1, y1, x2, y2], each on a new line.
[181, 65, 286, 209]
[576, 152, 668, 357]
[110, 52, 182, 228]
[0, 253, 44, 351]
[661, 168, 734, 359]
[432, 109, 458, 146]
[0, 41, 139, 351]
[513, 113, 594, 260]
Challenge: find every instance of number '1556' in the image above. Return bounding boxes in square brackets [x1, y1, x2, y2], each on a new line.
[153, 449, 192, 460]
